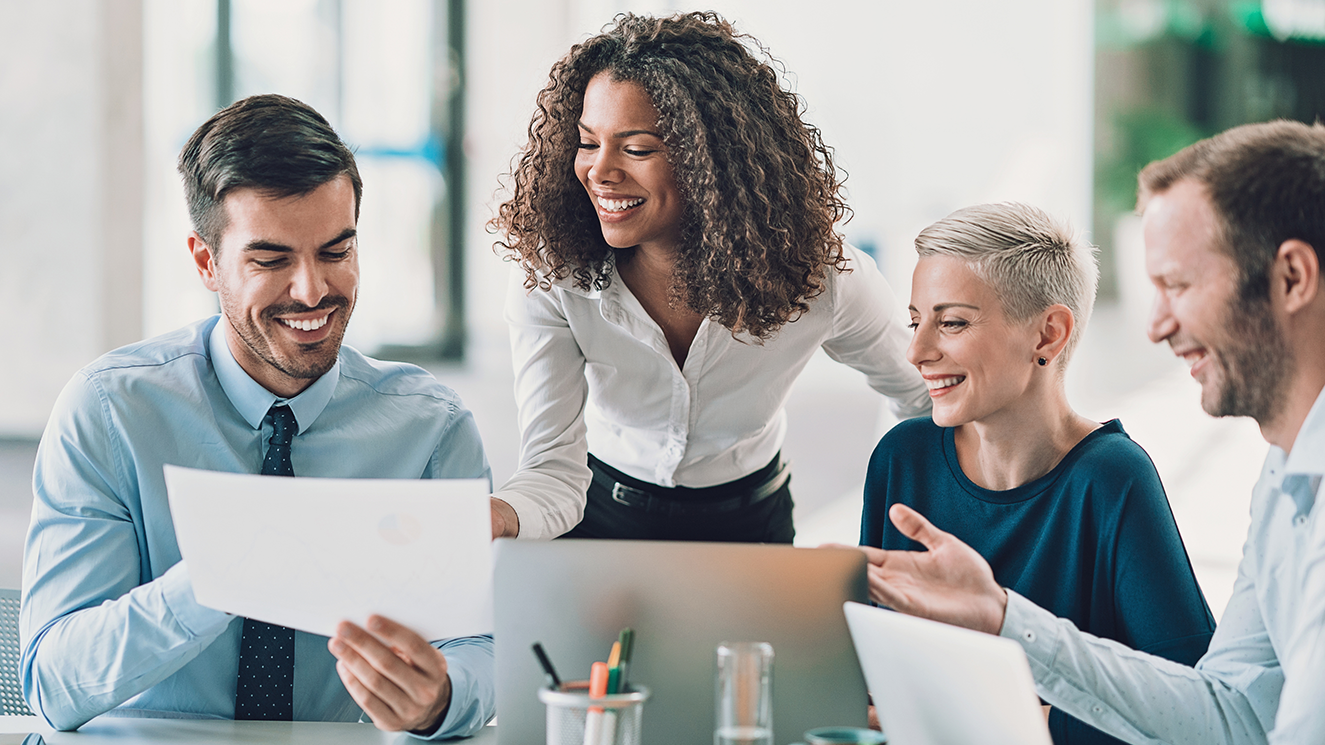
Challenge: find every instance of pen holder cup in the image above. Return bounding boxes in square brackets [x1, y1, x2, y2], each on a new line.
[539, 682, 650, 745]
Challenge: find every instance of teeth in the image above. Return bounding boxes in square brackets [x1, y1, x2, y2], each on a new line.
[281, 315, 329, 332]
[925, 376, 964, 390]
[598, 197, 645, 212]
[1175, 350, 1203, 367]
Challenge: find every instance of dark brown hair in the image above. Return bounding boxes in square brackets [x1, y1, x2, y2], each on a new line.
[492, 11, 850, 339]
[178, 93, 362, 250]
[1137, 119, 1325, 302]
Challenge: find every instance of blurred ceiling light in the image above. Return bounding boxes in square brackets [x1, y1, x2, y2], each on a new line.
[1119, 0, 1168, 41]
[1262, 0, 1325, 41]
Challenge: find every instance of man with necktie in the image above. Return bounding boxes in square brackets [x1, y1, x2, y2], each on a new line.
[18, 94, 495, 738]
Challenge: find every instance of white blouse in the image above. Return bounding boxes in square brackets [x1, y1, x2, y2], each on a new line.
[494, 244, 931, 539]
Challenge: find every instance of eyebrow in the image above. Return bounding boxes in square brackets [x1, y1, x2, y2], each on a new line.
[577, 122, 663, 139]
[909, 302, 981, 313]
[241, 228, 357, 254]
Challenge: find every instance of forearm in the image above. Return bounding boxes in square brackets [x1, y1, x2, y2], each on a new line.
[1002, 592, 1271, 745]
[22, 562, 232, 730]
[503, 281, 592, 540]
[414, 635, 495, 740]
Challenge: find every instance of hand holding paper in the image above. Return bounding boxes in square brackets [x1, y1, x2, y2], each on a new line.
[329, 615, 453, 734]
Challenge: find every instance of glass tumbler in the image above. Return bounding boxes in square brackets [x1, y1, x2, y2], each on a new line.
[715, 641, 774, 745]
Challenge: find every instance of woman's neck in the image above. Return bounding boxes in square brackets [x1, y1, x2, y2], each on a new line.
[952, 383, 1100, 491]
[616, 243, 676, 286]
[615, 245, 704, 369]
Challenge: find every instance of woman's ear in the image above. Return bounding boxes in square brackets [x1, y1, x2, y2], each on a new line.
[1033, 305, 1075, 366]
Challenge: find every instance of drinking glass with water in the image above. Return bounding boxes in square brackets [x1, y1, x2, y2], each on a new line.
[715, 641, 774, 745]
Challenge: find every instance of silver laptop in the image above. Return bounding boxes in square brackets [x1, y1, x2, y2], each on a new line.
[843, 601, 1052, 745]
[494, 539, 869, 745]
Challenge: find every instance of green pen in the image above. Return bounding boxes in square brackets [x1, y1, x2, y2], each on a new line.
[615, 627, 634, 691]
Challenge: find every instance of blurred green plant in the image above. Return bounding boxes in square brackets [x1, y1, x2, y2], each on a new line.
[1096, 108, 1206, 214]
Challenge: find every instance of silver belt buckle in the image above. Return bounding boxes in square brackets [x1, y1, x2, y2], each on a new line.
[611, 482, 648, 507]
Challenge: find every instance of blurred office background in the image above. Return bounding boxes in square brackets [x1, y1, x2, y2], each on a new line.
[3, 0, 1324, 617]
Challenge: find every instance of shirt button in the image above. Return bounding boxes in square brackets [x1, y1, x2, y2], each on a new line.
[1023, 630, 1036, 643]
[1093, 706, 1103, 713]
[1295, 515, 1308, 526]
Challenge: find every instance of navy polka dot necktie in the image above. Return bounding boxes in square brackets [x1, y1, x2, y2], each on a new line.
[235, 404, 297, 721]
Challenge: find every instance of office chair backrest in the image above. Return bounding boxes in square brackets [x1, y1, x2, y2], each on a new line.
[1, 588, 35, 716]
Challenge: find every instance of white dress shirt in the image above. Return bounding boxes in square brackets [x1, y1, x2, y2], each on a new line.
[495, 244, 931, 540]
[1000, 386, 1325, 744]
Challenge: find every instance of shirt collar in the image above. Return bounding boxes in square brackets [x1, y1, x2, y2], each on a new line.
[208, 315, 340, 434]
[1284, 385, 1325, 477]
[1274, 385, 1325, 519]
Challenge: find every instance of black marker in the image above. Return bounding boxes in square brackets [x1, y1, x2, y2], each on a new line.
[532, 642, 562, 689]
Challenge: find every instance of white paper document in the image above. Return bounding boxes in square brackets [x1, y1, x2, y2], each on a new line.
[164, 465, 492, 640]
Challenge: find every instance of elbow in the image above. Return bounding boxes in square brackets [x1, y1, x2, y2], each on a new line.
[29, 688, 94, 733]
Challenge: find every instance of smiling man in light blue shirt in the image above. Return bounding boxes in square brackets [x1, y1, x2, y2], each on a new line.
[859, 120, 1325, 744]
[20, 94, 496, 738]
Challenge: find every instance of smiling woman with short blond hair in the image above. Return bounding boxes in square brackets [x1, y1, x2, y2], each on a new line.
[861, 202, 1216, 745]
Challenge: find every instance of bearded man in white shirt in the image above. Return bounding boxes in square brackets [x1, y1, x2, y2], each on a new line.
[859, 119, 1325, 744]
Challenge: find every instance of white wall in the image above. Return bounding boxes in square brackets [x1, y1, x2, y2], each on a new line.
[0, 0, 1093, 436]
[0, 0, 143, 437]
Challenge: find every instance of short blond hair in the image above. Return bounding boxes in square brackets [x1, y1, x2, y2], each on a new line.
[914, 202, 1099, 366]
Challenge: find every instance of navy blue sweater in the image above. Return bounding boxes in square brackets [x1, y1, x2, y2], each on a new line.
[862, 417, 1215, 745]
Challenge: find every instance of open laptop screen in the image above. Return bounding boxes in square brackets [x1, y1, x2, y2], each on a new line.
[494, 539, 869, 745]
[844, 601, 1052, 745]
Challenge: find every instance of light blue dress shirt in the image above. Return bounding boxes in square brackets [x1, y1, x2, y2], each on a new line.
[20, 315, 495, 737]
[1000, 387, 1325, 744]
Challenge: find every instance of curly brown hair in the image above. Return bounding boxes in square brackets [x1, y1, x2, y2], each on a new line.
[491, 11, 851, 339]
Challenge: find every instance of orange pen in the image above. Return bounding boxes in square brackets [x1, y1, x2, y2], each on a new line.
[583, 661, 610, 745]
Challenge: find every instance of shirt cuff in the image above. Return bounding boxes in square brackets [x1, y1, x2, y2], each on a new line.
[493, 490, 551, 541]
[157, 561, 232, 638]
[998, 588, 1062, 675]
[416, 635, 495, 740]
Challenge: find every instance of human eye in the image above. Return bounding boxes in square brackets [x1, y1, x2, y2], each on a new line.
[576, 141, 599, 152]
[624, 146, 658, 157]
[322, 245, 354, 261]
[940, 318, 968, 330]
[253, 256, 287, 269]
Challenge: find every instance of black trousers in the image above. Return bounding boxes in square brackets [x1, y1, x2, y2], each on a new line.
[562, 454, 795, 543]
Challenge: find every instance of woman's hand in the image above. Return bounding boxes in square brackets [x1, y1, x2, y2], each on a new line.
[857, 504, 1008, 635]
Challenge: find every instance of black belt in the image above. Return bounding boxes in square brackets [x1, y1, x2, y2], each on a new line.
[589, 457, 790, 518]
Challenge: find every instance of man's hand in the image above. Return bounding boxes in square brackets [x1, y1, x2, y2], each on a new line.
[329, 615, 452, 735]
[490, 497, 519, 539]
[858, 503, 1008, 634]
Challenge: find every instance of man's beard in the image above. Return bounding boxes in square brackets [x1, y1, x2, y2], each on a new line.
[233, 296, 353, 381]
[1207, 293, 1293, 426]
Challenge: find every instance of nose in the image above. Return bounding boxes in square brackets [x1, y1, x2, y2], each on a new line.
[289, 257, 329, 309]
[587, 147, 621, 185]
[905, 322, 936, 368]
[1146, 290, 1177, 344]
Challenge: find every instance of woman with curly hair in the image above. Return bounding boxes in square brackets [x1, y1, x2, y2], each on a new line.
[487, 11, 930, 542]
